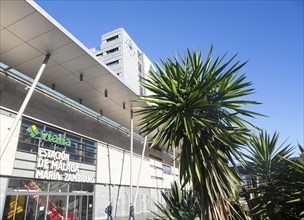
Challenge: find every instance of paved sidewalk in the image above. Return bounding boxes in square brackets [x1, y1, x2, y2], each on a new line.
[113, 212, 162, 220]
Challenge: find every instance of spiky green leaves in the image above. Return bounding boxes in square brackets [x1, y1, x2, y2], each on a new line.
[243, 132, 303, 219]
[150, 181, 201, 220]
[136, 47, 261, 219]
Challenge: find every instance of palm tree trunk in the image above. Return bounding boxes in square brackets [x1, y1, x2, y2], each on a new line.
[200, 187, 230, 220]
[200, 185, 212, 220]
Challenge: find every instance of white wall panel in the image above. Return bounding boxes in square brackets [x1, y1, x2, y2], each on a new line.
[12, 169, 35, 178]
[0, 112, 20, 176]
[0, 177, 9, 218]
[96, 142, 110, 183]
[108, 147, 125, 185]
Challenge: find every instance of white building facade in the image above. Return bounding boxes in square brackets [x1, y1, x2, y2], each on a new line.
[0, 1, 176, 220]
[93, 28, 156, 96]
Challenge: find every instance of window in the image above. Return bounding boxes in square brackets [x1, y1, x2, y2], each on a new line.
[50, 182, 68, 192]
[140, 87, 143, 95]
[7, 178, 49, 192]
[149, 154, 162, 161]
[106, 47, 119, 54]
[106, 60, 119, 66]
[17, 118, 96, 165]
[106, 35, 119, 42]
[162, 164, 172, 175]
[69, 183, 94, 193]
[151, 176, 163, 180]
[138, 62, 142, 73]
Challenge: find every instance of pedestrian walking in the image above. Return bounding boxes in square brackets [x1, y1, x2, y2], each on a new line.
[128, 203, 135, 220]
[106, 202, 113, 220]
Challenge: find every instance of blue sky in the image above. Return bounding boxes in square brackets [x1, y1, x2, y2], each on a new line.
[36, 0, 303, 156]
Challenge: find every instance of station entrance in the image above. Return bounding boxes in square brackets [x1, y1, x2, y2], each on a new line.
[3, 178, 94, 220]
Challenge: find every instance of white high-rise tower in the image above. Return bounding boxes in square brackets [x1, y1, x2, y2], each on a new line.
[93, 28, 155, 96]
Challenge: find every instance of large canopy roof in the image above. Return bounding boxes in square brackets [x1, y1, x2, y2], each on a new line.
[0, 0, 149, 134]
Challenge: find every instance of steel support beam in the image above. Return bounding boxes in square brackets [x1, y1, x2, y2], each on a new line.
[130, 110, 134, 205]
[134, 135, 147, 209]
[0, 54, 50, 159]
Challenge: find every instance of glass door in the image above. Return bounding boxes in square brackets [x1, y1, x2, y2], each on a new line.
[36, 195, 47, 220]
[3, 195, 27, 220]
[24, 195, 38, 220]
[80, 196, 87, 220]
[3, 195, 17, 220]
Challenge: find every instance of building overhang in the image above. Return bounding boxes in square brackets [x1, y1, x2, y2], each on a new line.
[0, 0, 150, 135]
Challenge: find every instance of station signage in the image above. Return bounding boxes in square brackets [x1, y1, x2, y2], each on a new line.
[26, 125, 95, 183]
[35, 148, 95, 183]
[26, 125, 71, 147]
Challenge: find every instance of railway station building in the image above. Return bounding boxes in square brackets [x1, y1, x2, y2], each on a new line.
[0, 1, 177, 219]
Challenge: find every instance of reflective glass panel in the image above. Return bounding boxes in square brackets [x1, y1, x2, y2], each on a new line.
[68, 196, 77, 220]
[75, 196, 81, 220]
[17, 142, 38, 153]
[18, 119, 44, 152]
[18, 118, 96, 165]
[81, 183, 94, 193]
[25, 195, 38, 220]
[47, 195, 67, 220]
[87, 196, 93, 220]
[8, 179, 48, 192]
[36, 195, 47, 220]
[22, 179, 48, 192]
[69, 183, 81, 192]
[49, 181, 68, 193]
[3, 195, 16, 220]
[81, 196, 88, 220]
[15, 195, 27, 220]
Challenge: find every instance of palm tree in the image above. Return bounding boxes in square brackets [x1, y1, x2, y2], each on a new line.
[242, 131, 296, 219]
[150, 181, 249, 220]
[149, 181, 201, 220]
[136, 47, 262, 219]
[284, 145, 304, 219]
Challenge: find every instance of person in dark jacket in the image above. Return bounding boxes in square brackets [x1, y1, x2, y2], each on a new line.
[107, 202, 113, 220]
[129, 203, 135, 220]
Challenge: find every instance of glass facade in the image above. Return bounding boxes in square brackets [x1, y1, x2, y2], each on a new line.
[1, 116, 172, 219]
[17, 118, 96, 165]
[3, 178, 94, 220]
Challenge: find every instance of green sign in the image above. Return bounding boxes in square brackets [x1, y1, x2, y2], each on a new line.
[26, 125, 71, 147]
